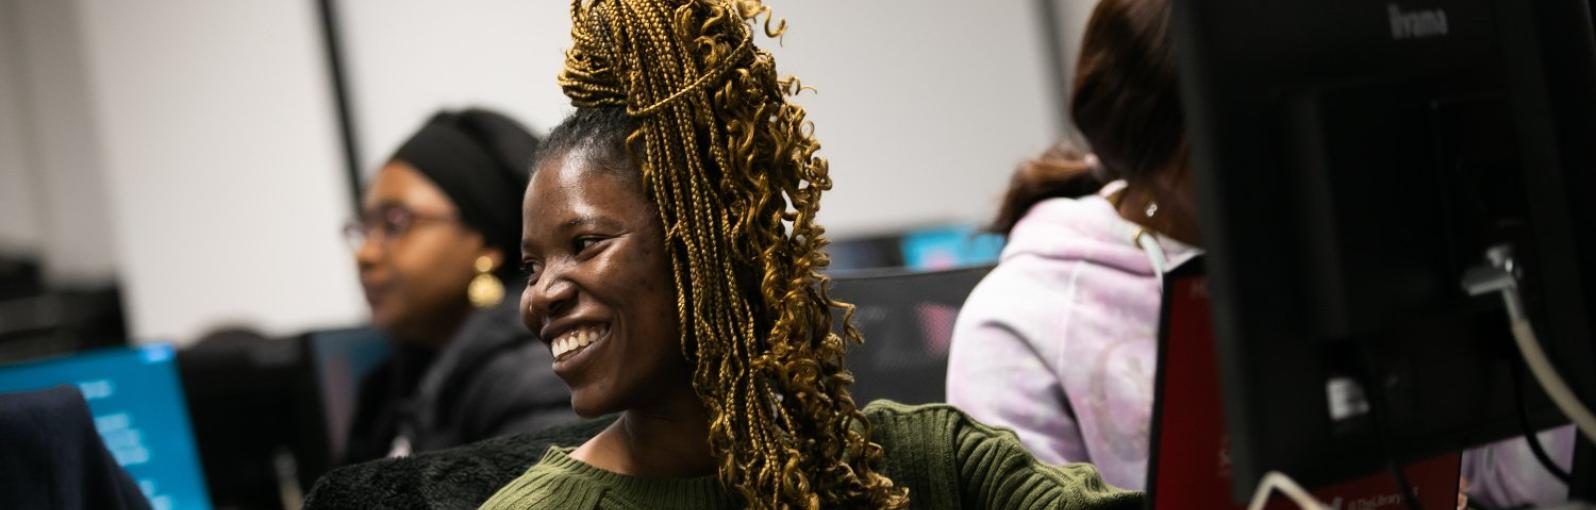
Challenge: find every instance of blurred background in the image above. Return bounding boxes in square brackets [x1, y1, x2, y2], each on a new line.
[0, 1, 1100, 508]
[8, 2, 1595, 509]
[0, 0, 1096, 350]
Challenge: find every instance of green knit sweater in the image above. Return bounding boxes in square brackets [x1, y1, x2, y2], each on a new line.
[479, 401, 1141, 509]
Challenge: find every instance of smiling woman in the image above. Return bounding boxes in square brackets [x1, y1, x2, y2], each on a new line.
[305, 1, 1144, 508]
[477, 0, 1142, 507]
[518, 110, 686, 422]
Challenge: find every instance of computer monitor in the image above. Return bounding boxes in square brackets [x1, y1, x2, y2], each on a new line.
[303, 327, 390, 465]
[177, 326, 390, 507]
[1173, 0, 1596, 500]
[829, 265, 994, 404]
[0, 344, 213, 510]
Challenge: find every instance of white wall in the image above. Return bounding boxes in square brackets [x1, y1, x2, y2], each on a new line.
[1053, 0, 1101, 137]
[337, 0, 575, 175]
[73, 0, 365, 343]
[338, 0, 1066, 237]
[6, 0, 1090, 344]
[0, 0, 42, 256]
[770, 1, 1059, 235]
[0, 0, 119, 285]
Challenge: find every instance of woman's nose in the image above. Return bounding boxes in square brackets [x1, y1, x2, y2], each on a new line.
[526, 267, 577, 323]
[354, 234, 383, 271]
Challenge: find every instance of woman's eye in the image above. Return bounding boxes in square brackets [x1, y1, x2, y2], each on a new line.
[574, 237, 603, 253]
[521, 261, 542, 284]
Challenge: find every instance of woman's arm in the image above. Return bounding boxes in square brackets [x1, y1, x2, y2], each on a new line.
[952, 407, 1142, 509]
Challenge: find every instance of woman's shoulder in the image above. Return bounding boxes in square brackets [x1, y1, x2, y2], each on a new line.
[1002, 194, 1160, 275]
[481, 443, 735, 510]
[962, 194, 1152, 321]
[303, 415, 615, 509]
[477, 448, 609, 509]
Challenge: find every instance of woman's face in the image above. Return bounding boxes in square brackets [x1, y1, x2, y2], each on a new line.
[520, 149, 687, 417]
[355, 161, 493, 345]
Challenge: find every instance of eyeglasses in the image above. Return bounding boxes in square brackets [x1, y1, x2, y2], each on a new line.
[342, 205, 459, 251]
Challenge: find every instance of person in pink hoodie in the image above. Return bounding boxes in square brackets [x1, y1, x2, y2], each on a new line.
[945, 0, 1575, 505]
[946, 0, 1198, 492]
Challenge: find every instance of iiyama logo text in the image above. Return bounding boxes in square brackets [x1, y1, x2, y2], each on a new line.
[1388, 4, 1449, 40]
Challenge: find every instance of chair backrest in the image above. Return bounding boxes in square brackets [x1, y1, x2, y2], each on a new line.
[828, 265, 994, 405]
[177, 327, 390, 508]
[179, 330, 306, 508]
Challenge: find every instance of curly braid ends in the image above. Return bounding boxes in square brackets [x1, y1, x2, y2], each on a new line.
[558, 1, 909, 508]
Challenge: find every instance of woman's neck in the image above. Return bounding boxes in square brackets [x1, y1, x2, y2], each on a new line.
[1113, 183, 1201, 246]
[396, 304, 474, 350]
[571, 389, 716, 479]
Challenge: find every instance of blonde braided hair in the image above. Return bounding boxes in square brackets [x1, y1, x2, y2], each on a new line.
[559, 0, 909, 508]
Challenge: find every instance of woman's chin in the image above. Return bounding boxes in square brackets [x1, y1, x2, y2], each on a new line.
[569, 393, 619, 418]
[369, 304, 404, 333]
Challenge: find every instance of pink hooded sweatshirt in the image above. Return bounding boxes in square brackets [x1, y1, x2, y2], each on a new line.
[946, 193, 1195, 490]
[945, 193, 1574, 506]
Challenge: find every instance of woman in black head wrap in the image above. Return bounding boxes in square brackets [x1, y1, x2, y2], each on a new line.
[342, 108, 576, 464]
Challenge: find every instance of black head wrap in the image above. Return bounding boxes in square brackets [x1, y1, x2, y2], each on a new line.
[391, 109, 539, 280]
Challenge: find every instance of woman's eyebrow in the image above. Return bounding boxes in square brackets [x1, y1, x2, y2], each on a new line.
[363, 199, 406, 215]
[522, 215, 616, 252]
[561, 215, 622, 232]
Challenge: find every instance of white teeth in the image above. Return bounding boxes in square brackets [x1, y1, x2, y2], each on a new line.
[552, 326, 606, 362]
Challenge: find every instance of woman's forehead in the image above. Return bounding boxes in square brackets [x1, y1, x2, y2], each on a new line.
[365, 160, 455, 215]
[527, 151, 604, 203]
[524, 152, 649, 226]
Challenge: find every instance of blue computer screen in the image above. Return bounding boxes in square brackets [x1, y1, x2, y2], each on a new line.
[899, 225, 1005, 271]
[0, 344, 212, 510]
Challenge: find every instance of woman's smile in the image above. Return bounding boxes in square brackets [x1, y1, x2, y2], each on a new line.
[546, 323, 611, 375]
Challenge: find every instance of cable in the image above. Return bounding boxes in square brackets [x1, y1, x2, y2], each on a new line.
[1245, 389, 1425, 510]
[1247, 471, 1332, 510]
[1462, 246, 1596, 446]
[1353, 332, 1427, 510]
[1512, 359, 1575, 485]
[1134, 229, 1169, 284]
[1503, 294, 1596, 445]
[1102, 179, 1172, 286]
[1384, 460, 1424, 510]
[1362, 359, 1427, 510]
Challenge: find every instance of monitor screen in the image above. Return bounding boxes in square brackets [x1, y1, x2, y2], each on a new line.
[830, 265, 994, 404]
[1172, 0, 1596, 499]
[0, 344, 212, 510]
[305, 327, 390, 463]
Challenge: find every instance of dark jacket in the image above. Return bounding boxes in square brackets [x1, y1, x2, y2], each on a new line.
[344, 298, 577, 463]
[0, 386, 152, 510]
[307, 415, 615, 509]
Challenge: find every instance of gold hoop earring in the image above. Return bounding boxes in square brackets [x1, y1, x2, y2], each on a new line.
[468, 255, 504, 308]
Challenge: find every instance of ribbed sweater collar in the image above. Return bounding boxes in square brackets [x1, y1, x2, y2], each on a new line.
[529, 447, 734, 508]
